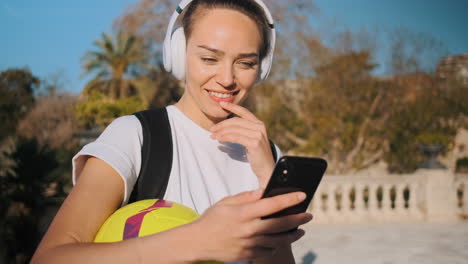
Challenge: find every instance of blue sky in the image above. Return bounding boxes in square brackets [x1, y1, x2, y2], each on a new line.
[1, 0, 467, 93]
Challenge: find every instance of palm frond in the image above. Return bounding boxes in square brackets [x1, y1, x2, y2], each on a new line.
[123, 35, 136, 56]
[101, 33, 115, 55]
[82, 31, 149, 99]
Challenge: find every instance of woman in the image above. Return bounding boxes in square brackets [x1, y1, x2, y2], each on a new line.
[32, 0, 312, 263]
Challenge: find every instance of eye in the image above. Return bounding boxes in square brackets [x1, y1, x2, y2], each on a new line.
[238, 61, 257, 69]
[201, 57, 217, 63]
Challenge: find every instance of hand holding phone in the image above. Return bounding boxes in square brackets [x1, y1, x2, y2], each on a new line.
[261, 156, 327, 219]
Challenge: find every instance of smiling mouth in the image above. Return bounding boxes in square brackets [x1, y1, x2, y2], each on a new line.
[206, 90, 239, 103]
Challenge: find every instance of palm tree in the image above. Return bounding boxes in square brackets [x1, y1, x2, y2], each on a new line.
[81, 31, 148, 99]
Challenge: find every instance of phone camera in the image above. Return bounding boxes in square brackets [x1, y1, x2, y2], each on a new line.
[280, 169, 288, 182]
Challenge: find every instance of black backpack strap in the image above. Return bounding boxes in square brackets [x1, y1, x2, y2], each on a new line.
[269, 139, 278, 162]
[128, 106, 278, 203]
[129, 107, 173, 203]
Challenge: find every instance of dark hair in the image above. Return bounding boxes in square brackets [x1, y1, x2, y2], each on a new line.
[182, 0, 271, 61]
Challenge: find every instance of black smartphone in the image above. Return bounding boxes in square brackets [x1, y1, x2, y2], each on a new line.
[261, 156, 327, 219]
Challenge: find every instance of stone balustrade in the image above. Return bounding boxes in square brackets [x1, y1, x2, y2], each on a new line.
[308, 169, 468, 223]
[455, 174, 468, 217]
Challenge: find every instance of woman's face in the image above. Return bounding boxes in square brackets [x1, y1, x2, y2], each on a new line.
[184, 8, 262, 122]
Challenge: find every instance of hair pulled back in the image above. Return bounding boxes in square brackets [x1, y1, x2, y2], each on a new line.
[182, 0, 271, 61]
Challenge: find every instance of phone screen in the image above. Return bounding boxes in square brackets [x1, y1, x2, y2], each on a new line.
[261, 156, 327, 219]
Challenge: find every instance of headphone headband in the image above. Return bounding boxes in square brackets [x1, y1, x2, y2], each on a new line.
[163, 0, 276, 81]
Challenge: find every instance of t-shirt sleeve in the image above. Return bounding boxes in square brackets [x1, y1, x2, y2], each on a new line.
[72, 115, 142, 206]
[274, 144, 283, 162]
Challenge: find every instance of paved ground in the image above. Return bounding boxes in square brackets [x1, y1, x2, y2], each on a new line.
[292, 222, 468, 264]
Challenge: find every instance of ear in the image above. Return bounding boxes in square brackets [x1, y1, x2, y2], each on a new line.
[170, 27, 187, 80]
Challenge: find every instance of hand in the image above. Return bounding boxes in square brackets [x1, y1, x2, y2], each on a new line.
[188, 189, 313, 262]
[210, 101, 275, 187]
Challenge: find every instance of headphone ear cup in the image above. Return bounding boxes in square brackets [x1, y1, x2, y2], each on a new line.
[259, 52, 273, 81]
[170, 27, 187, 80]
[163, 33, 172, 72]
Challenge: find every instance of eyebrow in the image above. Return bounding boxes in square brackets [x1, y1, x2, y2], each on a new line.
[197, 45, 258, 58]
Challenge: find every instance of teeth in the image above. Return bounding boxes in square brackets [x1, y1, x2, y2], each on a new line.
[209, 91, 233, 98]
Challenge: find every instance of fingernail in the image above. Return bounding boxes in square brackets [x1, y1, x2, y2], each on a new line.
[298, 229, 305, 237]
[297, 192, 307, 201]
[219, 101, 227, 105]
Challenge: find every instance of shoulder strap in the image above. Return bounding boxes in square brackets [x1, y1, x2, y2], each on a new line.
[129, 107, 278, 203]
[128, 107, 173, 203]
[269, 139, 278, 162]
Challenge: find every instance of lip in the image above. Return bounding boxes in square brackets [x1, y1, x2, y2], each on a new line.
[205, 89, 239, 103]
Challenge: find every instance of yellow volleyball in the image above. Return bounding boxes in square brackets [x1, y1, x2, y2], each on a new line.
[94, 199, 220, 264]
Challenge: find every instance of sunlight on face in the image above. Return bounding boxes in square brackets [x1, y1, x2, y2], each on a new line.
[181, 8, 262, 126]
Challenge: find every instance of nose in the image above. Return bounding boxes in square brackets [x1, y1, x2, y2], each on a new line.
[215, 62, 235, 89]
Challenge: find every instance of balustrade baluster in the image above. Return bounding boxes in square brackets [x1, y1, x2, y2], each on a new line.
[368, 184, 378, 211]
[408, 182, 422, 220]
[463, 183, 468, 214]
[310, 187, 324, 223]
[328, 184, 337, 216]
[339, 184, 352, 222]
[354, 184, 365, 221]
[395, 184, 405, 211]
[355, 184, 365, 212]
[367, 184, 379, 221]
[381, 184, 391, 213]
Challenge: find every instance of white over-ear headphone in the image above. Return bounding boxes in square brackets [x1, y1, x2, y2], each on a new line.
[162, 0, 276, 81]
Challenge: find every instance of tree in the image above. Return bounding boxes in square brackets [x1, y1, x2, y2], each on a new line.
[114, 0, 319, 80]
[75, 91, 145, 129]
[82, 31, 149, 99]
[386, 27, 448, 75]
[143, 63, 183, 108]
[386, 74, 468, 172]
[255, 50, 407, 173]
[112, 0, 467, 175]
[0, 68, 40, 141]
[0, 138, 69, 264]
[304, 51, 398, 173]
[17, 94, 79, 150]
[0, 69, 80, 264]
[0, 138, 16, 179]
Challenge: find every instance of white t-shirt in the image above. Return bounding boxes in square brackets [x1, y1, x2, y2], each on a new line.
[72, 105, 281, 263]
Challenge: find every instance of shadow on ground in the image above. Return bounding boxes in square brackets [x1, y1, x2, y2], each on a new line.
[301, 251, 317, 264]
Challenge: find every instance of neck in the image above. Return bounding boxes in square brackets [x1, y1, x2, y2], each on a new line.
[175, 93, 225, 131]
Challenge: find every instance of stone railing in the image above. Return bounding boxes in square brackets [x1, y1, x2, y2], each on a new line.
[308, 169, 468, 223]
[455, 173, 468, 218]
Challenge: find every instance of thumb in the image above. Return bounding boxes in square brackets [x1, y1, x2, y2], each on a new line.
[220, 188, 264, 205]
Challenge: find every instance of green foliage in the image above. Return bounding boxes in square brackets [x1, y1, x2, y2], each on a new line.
[255, 50, 468, 173]
[0, 68, 40, 140]
[415, 132, 451, 146]
[385, 76, 468, 172]
[0, 137, 17, 178]
[255, 85, 306, 151]
[75, 91, 145, 129]
[82, 31, 149, 99]
[81, 31, 183, 110]
[17, 94, 80, 150]
[290, 51, 391, 172]
[456, 158, 468, 172]
[0, 138, 76, 264]
[142, 63, 183, 108]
